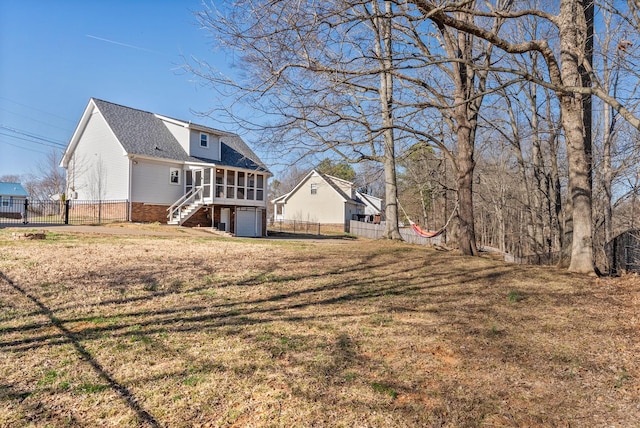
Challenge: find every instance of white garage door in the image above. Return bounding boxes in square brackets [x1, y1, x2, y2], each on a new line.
[236, 207, 262, 237]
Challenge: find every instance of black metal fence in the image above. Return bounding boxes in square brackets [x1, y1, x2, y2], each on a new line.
[607, 229, 640, 274]
[268, 219, 321, 235]
[0, 199, 129, 226]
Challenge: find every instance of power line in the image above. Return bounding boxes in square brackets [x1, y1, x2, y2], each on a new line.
[0, 96, 76, 124]
[0, 139, 50, 155]
[0, 106, 75, 133]
[0, 125, 67, 148]
[0, 132, 66, 150]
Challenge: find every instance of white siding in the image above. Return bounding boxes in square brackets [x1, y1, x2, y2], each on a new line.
[162, 121, 190, 153]
[358, 193, 383, 216]
[189, 130, 220, 160]
[131, 159, 184, 204]
[0, 196, 26, 214]
[344, 201, 360, 224]
[68, 110, 129, 200]
[282, 172, 346, 223]
[334, 179, 355, 199]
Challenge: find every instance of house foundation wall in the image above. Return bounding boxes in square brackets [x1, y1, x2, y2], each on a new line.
[0, 212, 22, 219]
[69, 201, 128, 221]
[181, 208, 211, 228]
[131, 202, 266, 236]
[131, 202, 213, 227]
[131, 203, 170, 223]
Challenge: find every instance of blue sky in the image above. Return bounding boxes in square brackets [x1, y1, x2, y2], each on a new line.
[0, 0, 248, 179]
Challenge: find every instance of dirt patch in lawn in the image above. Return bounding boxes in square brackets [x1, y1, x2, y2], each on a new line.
[0, 227, 638, 427]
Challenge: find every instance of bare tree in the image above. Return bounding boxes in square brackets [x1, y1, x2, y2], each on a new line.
[397, 143, 452, 234]
[193, 1, 405, 239]
[408, 0, 640, 272]
[407, 0, 594, 272]
[0, 174, 22, 183]
[88, 156, 107, 201]
[22, 150, 65, 200]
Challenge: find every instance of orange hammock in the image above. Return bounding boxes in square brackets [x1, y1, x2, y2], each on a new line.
[399, 201, 458, 239]
[410, 221, 446, 238]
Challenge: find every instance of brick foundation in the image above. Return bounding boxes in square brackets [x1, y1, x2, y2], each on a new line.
[0, 212, 22, 219]
[131, 202, 213, 227]
[131, 203, 171, 223]
[181, 208, 211, 228]
[130, 202, 266, 236]
[68, 201, 128, 221]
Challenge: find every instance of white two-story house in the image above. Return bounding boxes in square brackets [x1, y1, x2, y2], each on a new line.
[60, 98, 271, 237]
[271, 169, 383, 231]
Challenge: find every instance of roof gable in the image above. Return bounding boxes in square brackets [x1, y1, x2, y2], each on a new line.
[63, 98, 270, 173]
[93, 99, 193, 162]
[317, 172, 356, 202]
[217, 135, 269, 172]
[273, 169, 362, 205]
[0, 182, 29, 197]
[356, 191, 383, 214]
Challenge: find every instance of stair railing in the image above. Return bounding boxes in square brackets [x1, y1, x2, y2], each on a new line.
[167, 187, 203, 222]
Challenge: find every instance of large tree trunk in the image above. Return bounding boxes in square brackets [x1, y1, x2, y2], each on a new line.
[560, 0, 594, 274]
[453, 15, 479, 256]
[383, 149, 402, 240]
[456, 118, 478, 255]
[562, 100, 593, 273]
[375, 0, 403, 240]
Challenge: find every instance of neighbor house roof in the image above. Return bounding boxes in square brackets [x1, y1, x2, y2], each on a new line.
[356, 191, 383, 214]
[271, 169, 363, 206]
[0, 182, 29, 197]
[63, 98, 270, 173]
[316, 171, 356, 203]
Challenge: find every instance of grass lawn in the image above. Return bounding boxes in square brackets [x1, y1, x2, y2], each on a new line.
[0, 226, 638, 427]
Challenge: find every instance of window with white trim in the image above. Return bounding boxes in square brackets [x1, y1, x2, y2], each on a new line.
[226, 170, 236, 199]
[247, 173, 255, 200]
[215, 168, 224, 198]
[237, 172, 245, 199]
[200, 133, 209, 148]
[256, 174, 264, 200]
[169, 168, 180, 185]
[310, 183, 318, 195]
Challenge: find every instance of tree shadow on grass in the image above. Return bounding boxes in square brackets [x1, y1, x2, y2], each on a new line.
[1, 249, 527, 351]
[0, 272, 161, 428]
[1, 244, 576, 426]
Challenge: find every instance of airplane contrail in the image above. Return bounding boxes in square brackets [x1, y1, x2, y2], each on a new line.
[86, 34, 160, 54]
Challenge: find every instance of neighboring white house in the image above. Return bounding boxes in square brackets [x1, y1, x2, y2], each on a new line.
[60, 98, 271, 237]
[357, 191, 384, 218]
[0, 182, 29, 219]
[271, 169, 383, 230]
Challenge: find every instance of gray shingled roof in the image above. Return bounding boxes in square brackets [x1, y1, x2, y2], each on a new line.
[93, 99, 269, 173]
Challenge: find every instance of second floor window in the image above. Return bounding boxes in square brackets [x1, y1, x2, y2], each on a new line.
[200, 133, 208, 148]
[311, 183, 318, 195]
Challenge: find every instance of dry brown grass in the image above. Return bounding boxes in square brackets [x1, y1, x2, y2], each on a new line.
[0, 226, 638, 427]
